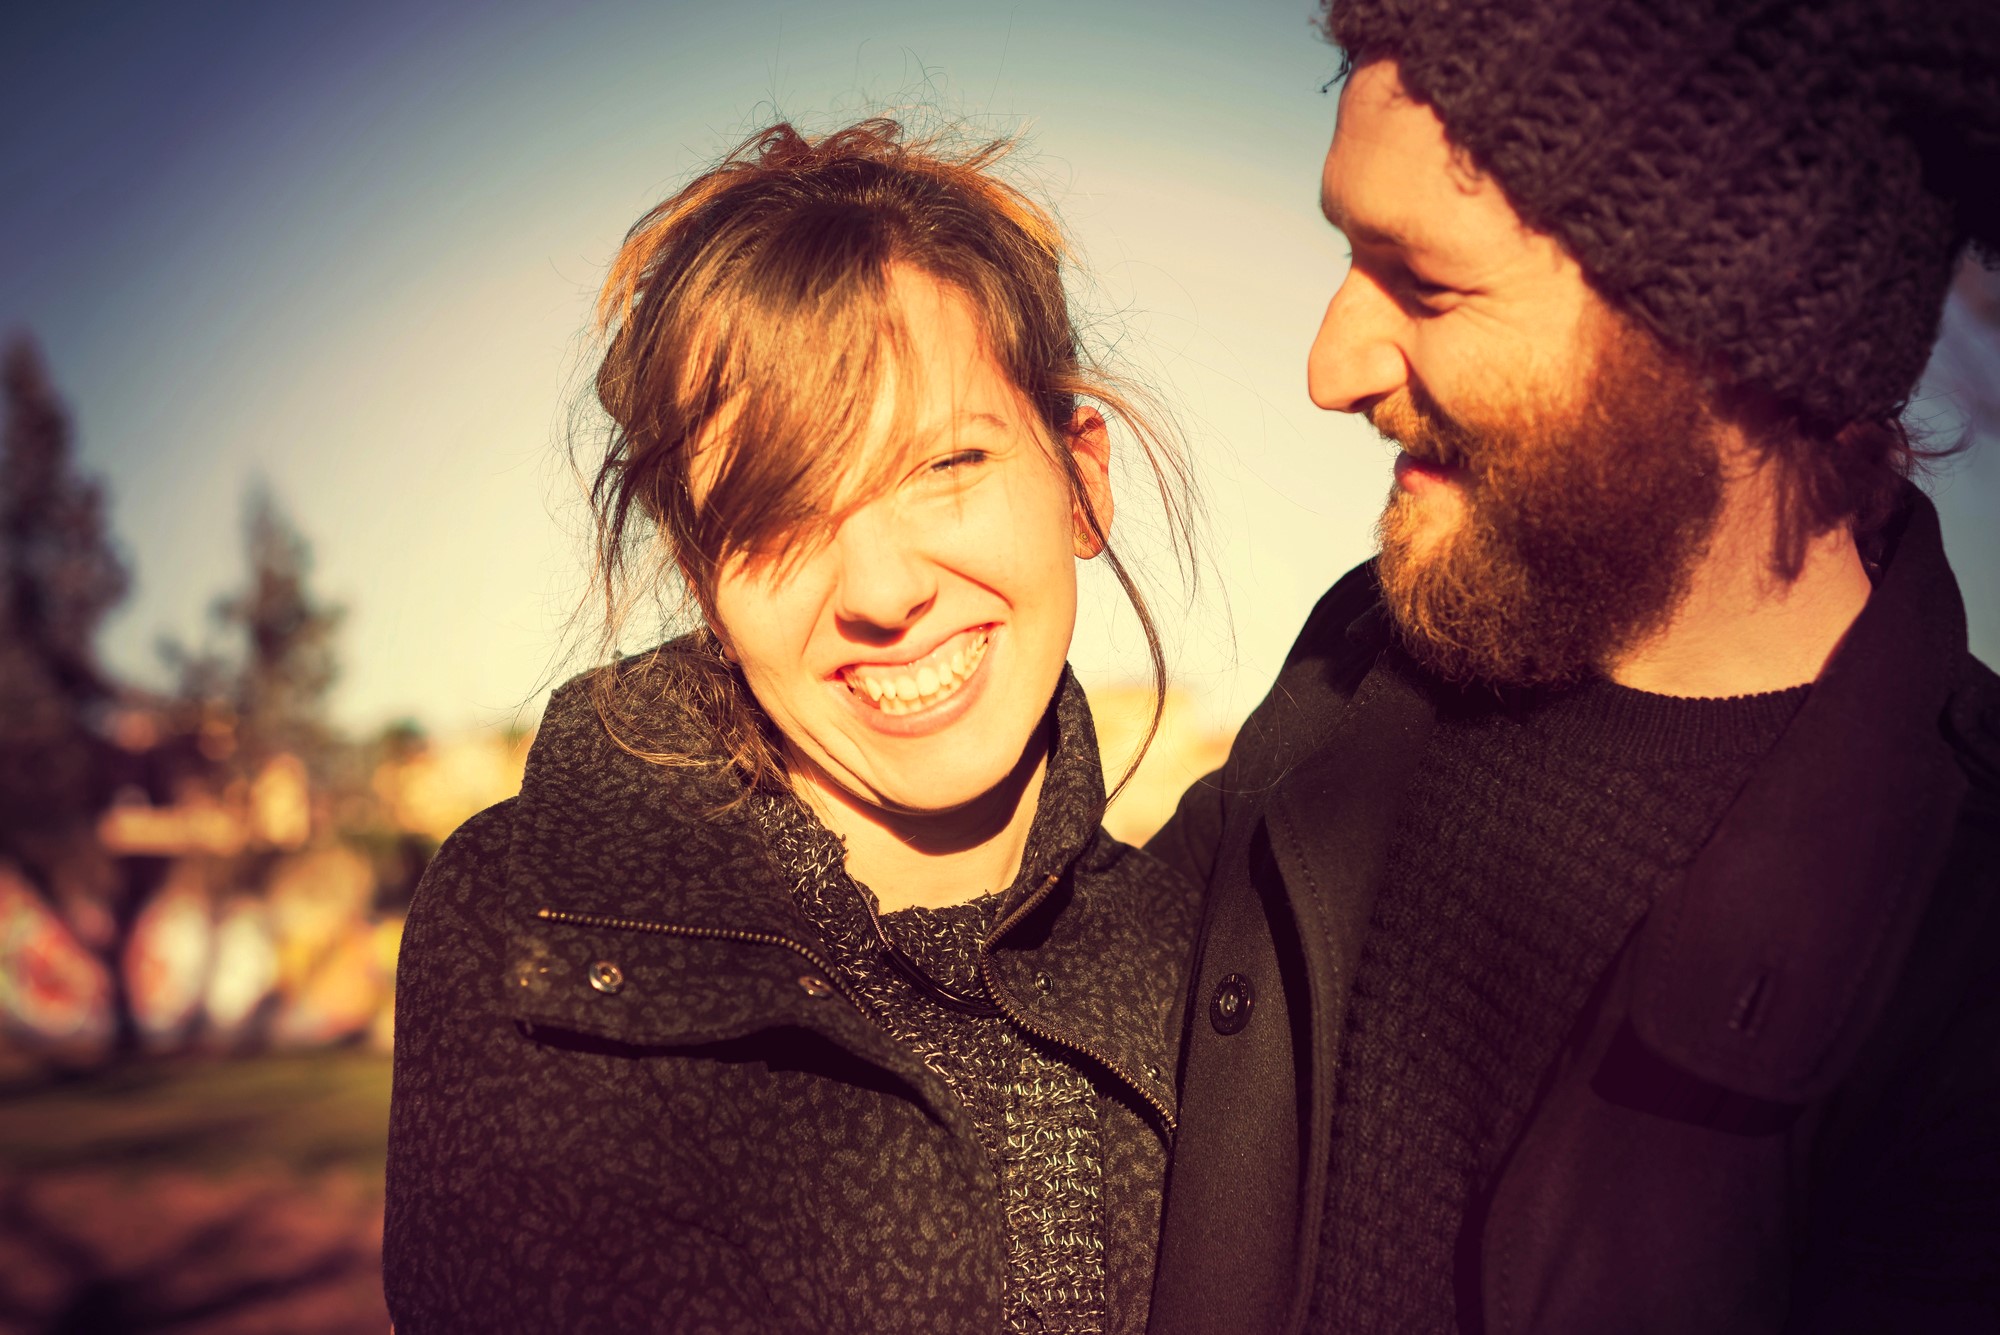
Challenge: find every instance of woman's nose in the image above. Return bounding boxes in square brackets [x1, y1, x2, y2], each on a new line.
[829, 507, 937, 636]
[1307, 269, 1409, 414]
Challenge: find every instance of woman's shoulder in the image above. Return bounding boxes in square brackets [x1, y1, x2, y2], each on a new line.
[523, 640, 747, 811]
[1074, 827, 1205, 959]
[401, 798, 522, 964]
[1087, 823, 1200, 889]
[440, 795, 520, 854]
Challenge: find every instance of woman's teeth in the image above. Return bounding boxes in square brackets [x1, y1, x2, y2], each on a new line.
[843, 630, 989, 715]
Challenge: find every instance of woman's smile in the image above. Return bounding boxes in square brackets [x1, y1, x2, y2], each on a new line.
[829, 622, 998, 740]
[837, 623, 992, 714]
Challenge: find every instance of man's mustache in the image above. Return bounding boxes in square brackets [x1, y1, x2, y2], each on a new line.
[1367, 383, 1480, 473]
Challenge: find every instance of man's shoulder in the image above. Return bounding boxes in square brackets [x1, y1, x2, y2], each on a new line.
[1279, 559, 1386, 676]
[1219, 559, 1389, 793]
[1948, 651, 2000, 796]
[1265, 557, 1387, 715]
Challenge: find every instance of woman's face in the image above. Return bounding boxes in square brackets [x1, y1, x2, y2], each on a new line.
[708, 266, 1110, 816]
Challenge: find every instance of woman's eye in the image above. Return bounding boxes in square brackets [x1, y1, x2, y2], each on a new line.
[929, 449, 989, 474]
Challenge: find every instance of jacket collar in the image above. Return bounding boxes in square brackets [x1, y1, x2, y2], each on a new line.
[1630, 485, 1972, 1100]
[506, 648, 1108, 933]
[501, 648, 1180, 1122]
[506, 646, 809, 941]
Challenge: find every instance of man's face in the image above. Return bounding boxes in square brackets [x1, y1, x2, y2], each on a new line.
[1309, 59, 1723, 688]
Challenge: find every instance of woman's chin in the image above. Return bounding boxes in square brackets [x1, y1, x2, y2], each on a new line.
[849, 756, 1028, 819]
[804, 723, 1047, 828]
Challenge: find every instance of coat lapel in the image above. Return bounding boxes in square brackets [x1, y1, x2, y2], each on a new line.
[1262, 644, 1436, 1326]
[499, 666, 898, 1054]
[502, 658, 1186, 1130]
[1152, 610, 1435, 1335]
[1632, 489, 1971, 1102]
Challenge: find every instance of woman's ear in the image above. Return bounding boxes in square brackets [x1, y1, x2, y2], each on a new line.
[700, 602, 739, 664]
[680, 561, 739, 664]
[1067, 407, 1114, 559]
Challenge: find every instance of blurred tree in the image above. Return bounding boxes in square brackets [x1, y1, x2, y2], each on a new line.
[162, 483, 346, 784]
[219, 483, 345, 777]
[0, 336, 129, 875]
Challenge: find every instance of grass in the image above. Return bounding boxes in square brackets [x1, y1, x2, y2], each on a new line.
[0, 1049, 392, 1184]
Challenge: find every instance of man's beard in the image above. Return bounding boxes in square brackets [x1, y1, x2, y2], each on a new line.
[1373, 320, 1725, 690]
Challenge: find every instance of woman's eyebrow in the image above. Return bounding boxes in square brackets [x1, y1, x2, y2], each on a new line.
[912, 409, 1011, 446]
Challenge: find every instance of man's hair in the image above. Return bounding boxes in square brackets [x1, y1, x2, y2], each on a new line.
[1323, 0, 2000, 570]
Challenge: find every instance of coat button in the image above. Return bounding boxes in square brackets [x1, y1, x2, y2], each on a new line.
[797, 973, 834, 998]
[1209, 973, 1253, 1035]
[587, 961, 625, 995]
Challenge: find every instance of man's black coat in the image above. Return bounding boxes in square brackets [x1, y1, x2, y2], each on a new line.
[1146, 489, 2000, 1334]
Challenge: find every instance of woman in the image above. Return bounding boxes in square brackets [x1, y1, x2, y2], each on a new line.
[383, 118, 1201, 1333]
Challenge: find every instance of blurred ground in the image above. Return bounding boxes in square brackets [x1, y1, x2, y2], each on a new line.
[0, 1051, 390, 1334]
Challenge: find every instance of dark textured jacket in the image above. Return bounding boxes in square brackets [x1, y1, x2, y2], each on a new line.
[1148, 488, 2000, 1334]
[384, 663, 1198, 1333]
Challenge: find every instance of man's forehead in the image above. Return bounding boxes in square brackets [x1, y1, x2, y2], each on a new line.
[1322, 60, 1499, 254]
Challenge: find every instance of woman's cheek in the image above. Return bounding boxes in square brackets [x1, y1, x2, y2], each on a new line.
[974, 467, 1082, 581]
[714, 572, 825, 696]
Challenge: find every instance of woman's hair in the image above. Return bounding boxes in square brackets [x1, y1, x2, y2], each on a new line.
[582, 116, 1194, 802]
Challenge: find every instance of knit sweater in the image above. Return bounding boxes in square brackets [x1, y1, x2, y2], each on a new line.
[1309, 674, 1811, 1331]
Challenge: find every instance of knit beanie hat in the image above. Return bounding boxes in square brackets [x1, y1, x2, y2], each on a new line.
[1325, 0, 2000, 431]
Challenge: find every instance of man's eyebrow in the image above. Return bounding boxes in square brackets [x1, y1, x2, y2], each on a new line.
[1320, 185, 1410, 249]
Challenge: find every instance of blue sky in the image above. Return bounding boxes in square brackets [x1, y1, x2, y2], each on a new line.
[5, 0, 1995, 733]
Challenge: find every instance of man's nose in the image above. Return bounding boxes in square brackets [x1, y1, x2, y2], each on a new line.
[829, 506, 937, 637]
[1307, 269, 1408, 414]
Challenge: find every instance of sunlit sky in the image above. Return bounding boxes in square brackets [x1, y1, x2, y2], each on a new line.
[6, 0, 1996, 736]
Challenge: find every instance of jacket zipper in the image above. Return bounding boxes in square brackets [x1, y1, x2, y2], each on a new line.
[533, 906, 866, 1011]
[977, 873, 1179, 1138]
[542, 882, 1179, 1138]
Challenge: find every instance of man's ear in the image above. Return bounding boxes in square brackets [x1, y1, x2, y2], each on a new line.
[1067, 407, 1114, 559]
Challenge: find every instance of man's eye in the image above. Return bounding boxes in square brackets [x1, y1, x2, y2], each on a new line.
[1398, 265, 1454, 300]
[1349, 247, 1454, 312]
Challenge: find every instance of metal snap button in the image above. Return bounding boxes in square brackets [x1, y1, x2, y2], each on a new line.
[587, 961, 625, 995]
[1034, 971, 1053, 995]
[797, 973, 834, 999]
[1209, 972, 1254, 1036]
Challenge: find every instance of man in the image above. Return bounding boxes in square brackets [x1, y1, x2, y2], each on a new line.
[1148, 2, 2000, 1332]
